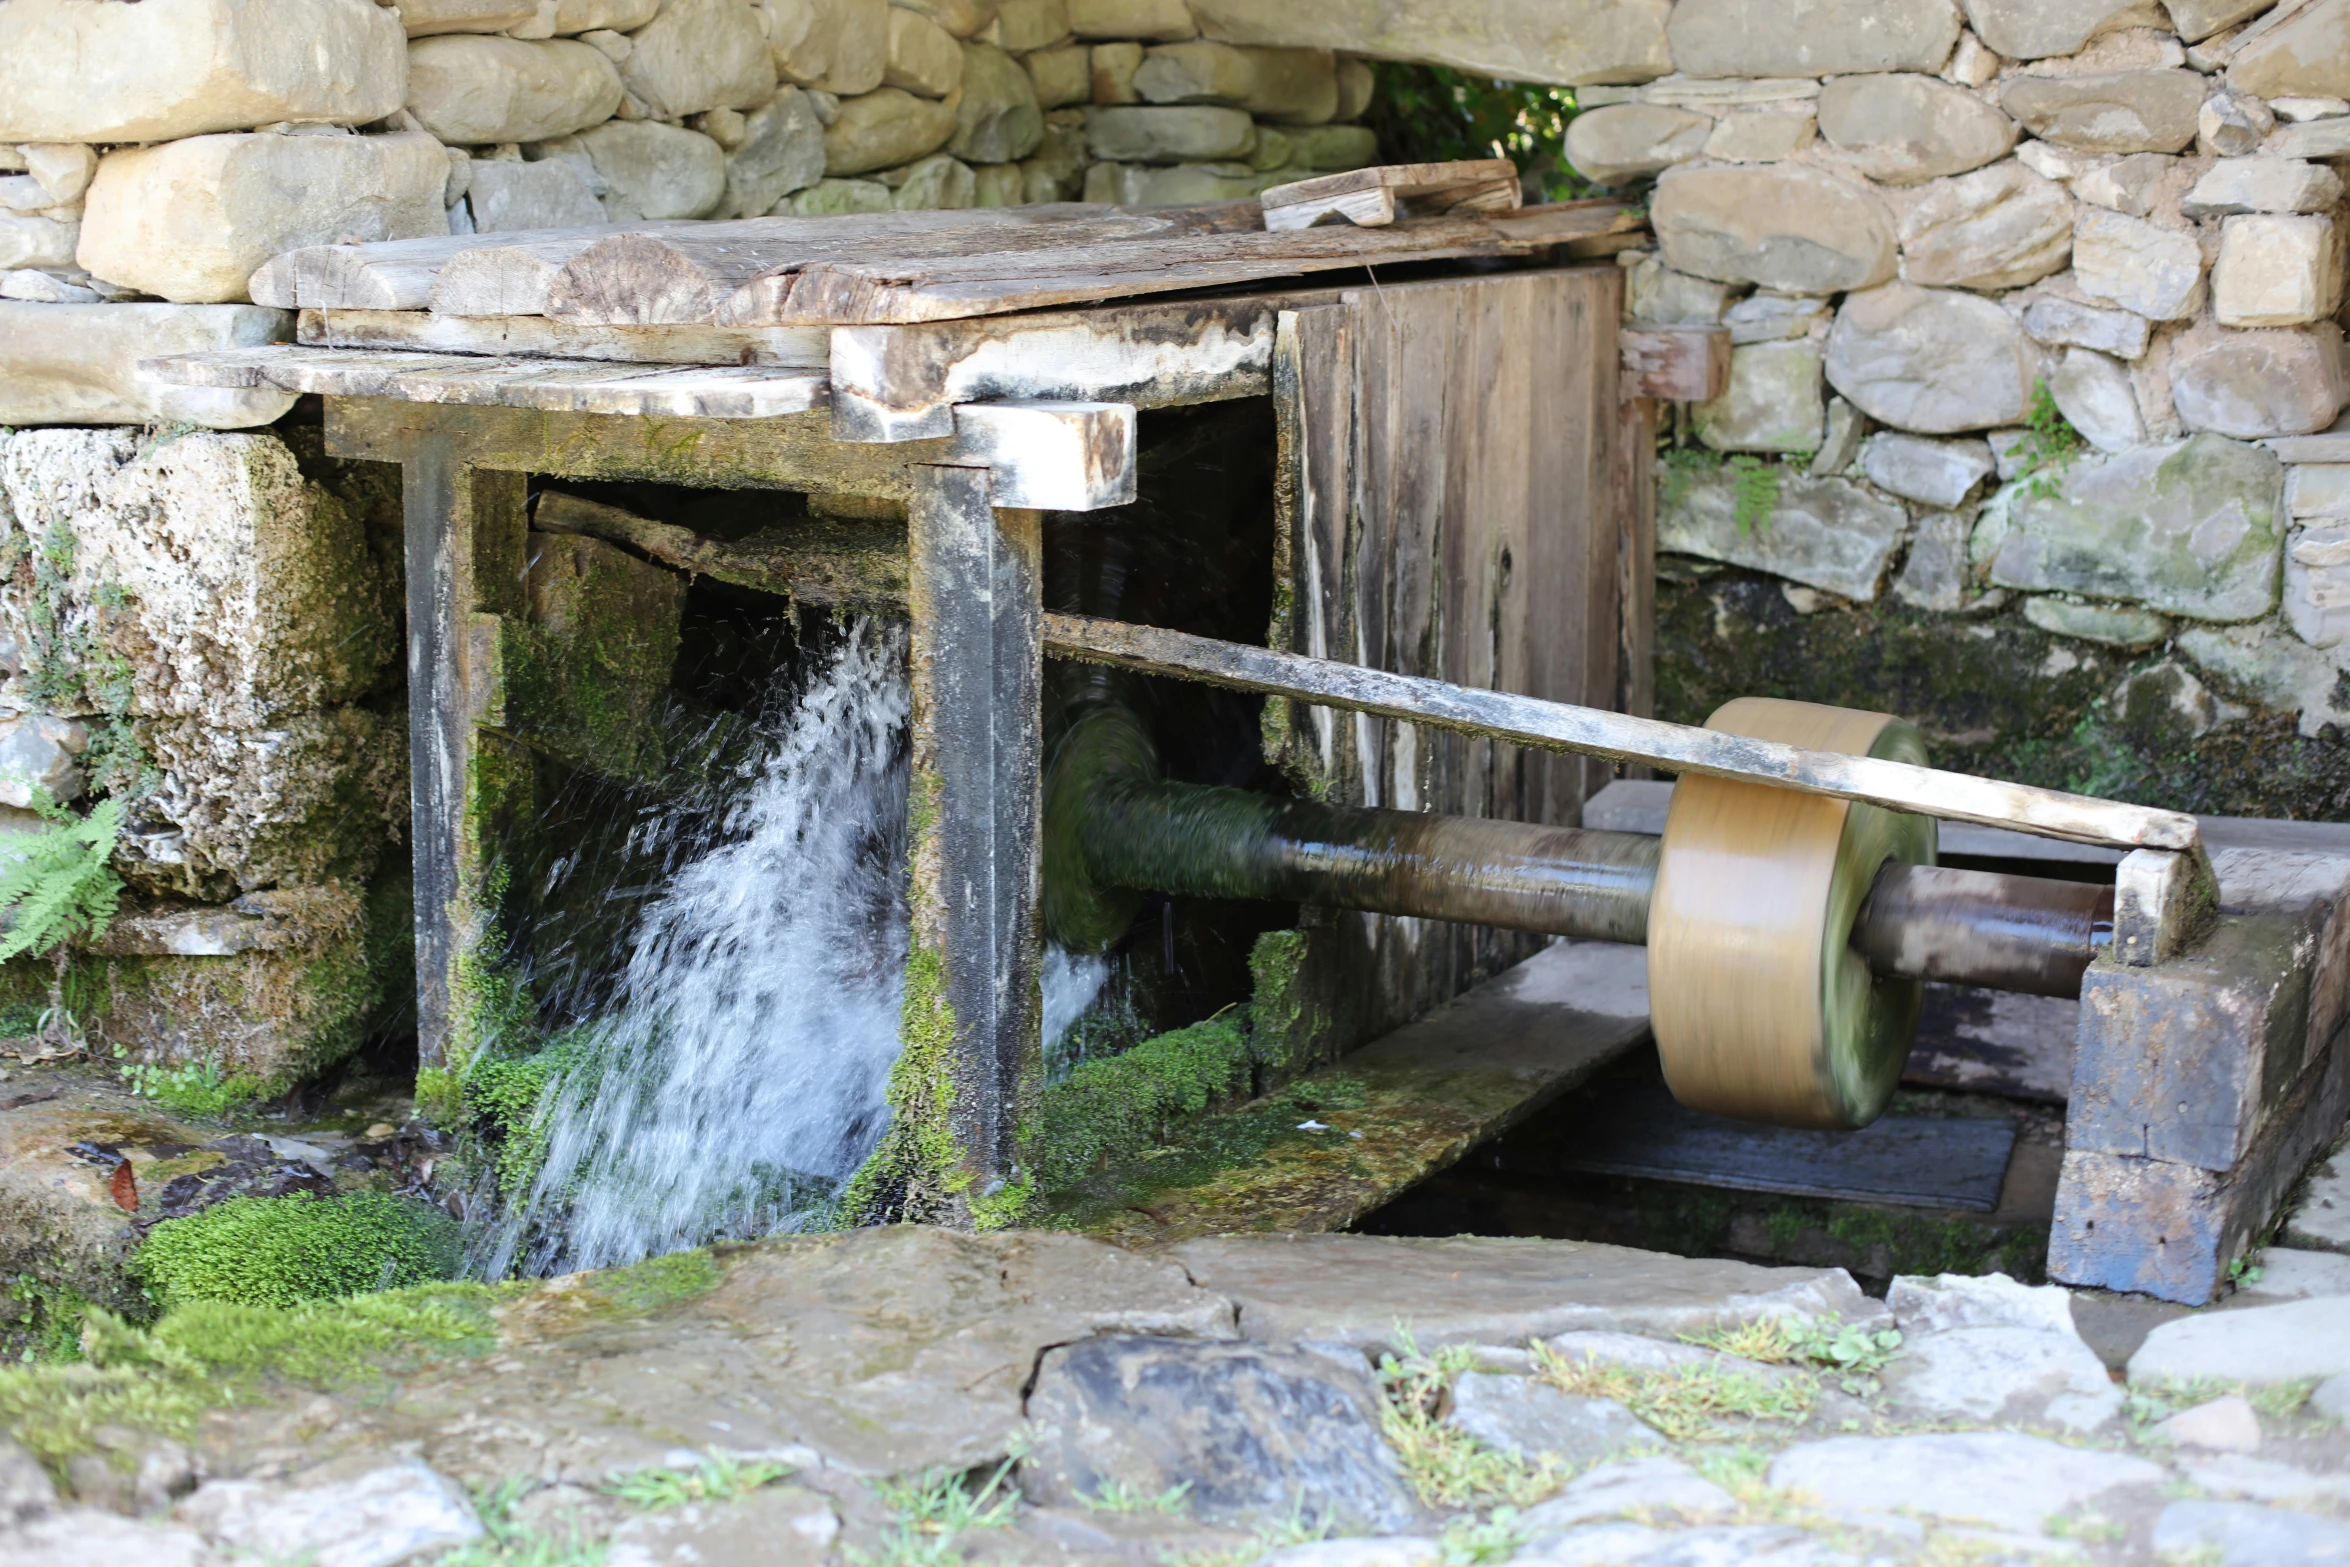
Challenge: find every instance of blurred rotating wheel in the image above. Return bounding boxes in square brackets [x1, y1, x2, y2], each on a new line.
[1646, 696, 1937, 1130]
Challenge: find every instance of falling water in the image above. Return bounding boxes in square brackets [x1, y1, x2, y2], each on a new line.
[483, 620, 914, 1277]
[475, 617, 1119, 1277]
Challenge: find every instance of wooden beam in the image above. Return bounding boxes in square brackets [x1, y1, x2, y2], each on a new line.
[1621, 326, 1731, 402]
[301, 308, 829, 368]
[143, 345, 829, 419]
[947, 402, 1135, 512]
[532, 489, 907, 609]
[905, 464, 1044, 1207]
[1259, 159, 1521, 231]
[1038, 612, 2206, 854]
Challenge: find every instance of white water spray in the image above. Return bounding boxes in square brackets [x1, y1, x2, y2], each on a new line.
[486, 621, 913, 1276]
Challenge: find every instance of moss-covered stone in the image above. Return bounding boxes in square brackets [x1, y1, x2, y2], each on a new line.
[136, 1191, 462, 1310]
[1020, 1015, 1253, 1198]
[1658, 565, 2350, 819]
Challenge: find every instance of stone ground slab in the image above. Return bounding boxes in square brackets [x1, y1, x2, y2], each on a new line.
[2130, 1296, 2350, 1386]
[1768, 1432, 2167, 1533]
[1165, 1233, 1886, 1352]
[1444, 1372, 1661, 1464]
[2285, 1144, 2350, 1252]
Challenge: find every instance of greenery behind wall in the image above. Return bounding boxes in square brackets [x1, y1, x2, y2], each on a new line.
[1368, 64, 1592, 203]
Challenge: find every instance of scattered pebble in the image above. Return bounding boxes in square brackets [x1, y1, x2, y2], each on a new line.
[2153, 1394, 2263, 1453]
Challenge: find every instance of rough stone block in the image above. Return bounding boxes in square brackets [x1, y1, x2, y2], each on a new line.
[1691, 340, 1824, 454]
[622, 0, 778, 117]
[0, 429, 399, 732]
[1986, 433, 2284, 620]
[1661, 468, 1907, 601]
[1964, 0, 2172, 60]
[1666, 0, 1960, 78]
[1892, 508, 1976, 611]
[1025, 45, 1093, 109]
[2179, 620, 2350, 735]
[2020, 294, 2151, 360]
[0, 303, 296, 429]
[825, 87, 962, 173]
[773, 0, 889, 97]
[2024, 597, 2170, 647]
[1084, 104, 1255, 163]
[2050, 345, 2146, 452]
[77, 132, 448, 306]
[1722, 292, 1829, 343]
[2284, 1145, 2350, 1251]
[2228, 0, 2350, 104]
[886, 5, 966, 97]
[578, 121, 727, 220]
[1767, 1433, 2164, 1533]
[1133, 43, 1338, 124]
[2288, 464, 2350, 518]
[467, 156, 607, 231]
[716, 89, 828, 217]
[1702, 106, 1816, 163]
[1565, 105, 1711, 186]
[1825, 281, 2037, 433]
[952, 43, 1045, 163]
[2170, 321, 2350, 440]
[1861, 432, 1995, 507]
[1069, 0, 1195, 41]
[1288, 124, 1378, 171]
[1818, 72, 2019, 184]
[2214, 213, 2345, 328]
[0, 0, 407, 143]
[1023, 1336, 1419, 1533]
[2072, 207, 2206, 321]
[2131, 1296, 2350, 1384]
[1445, 1372, 1662, 1464]
[396, 0, 542, 34]
[2072, 151, 2179, 219]
[552, 0, 660, 29]
[1652, 163, 1896, 295]
[2287, 523, 2350, 649]
[1880, 1325, 2121, 1430]
[406, 35, 625, 145]
[2001, 71, 2206, 153]
[1188, 0, 1671, 88]
[2187, 158, 2350, 218]
[0, 215, 77, 272]
[1896, 162, 2074, 291]
[2167, 0, 2272, 42]
[991, 0, 1069, 50]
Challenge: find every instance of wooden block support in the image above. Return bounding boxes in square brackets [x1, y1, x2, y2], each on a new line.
[1621, 326, 1731, 402]
[948, 401, 1136, 512]
[905, 464, 1044, 1208]
[1260, 160, 1521, 231]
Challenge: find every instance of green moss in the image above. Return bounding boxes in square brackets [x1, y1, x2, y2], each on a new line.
[136, 1192, 462, 1310]
[463, 1024, 604, 1197]
[574, 1248, 721, 1316]
[1822, 1206, 2042, 1282]
[0, 1281, 508, 1469]
[836, 942, 967, 1226]
[117, 1055, 265, 1117]
[1021, 1016, 1254, 1199]
[3, 1275, 94, 1365]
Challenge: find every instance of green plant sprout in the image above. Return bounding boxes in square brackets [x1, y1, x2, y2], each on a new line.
[1075, 1477, 1192, 1514]
[110, 1047, 259, 1117]
[0, 787, 125, 1055]
[1725, 454, 1781, 535]
[859, 1449, 1025, 1567]
[2013, 380, 2086, 500]
[438, 1476, 608, 1567]
[1377, 1326, 1569, 1508]
[605, 1450, 792, 1511]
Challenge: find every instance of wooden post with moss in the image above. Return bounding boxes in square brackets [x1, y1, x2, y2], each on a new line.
[893, 464, 1044, 1223]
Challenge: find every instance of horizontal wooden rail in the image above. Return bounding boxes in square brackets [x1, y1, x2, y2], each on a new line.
[1041, 613, 2202, 854]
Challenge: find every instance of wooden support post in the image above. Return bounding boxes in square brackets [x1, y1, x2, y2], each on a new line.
[904, 463, 1044, 1212]
[399, 434, 530, 1077]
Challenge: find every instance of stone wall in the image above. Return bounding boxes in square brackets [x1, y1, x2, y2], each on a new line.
[1568, 0, 2350, 814]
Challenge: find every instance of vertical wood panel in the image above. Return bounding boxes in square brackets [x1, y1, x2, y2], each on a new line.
[1263, 266, 1632, 1060]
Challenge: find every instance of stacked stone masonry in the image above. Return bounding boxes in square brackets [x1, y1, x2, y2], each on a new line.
[1569, 0, 2350, 743]
[0, 0, 1392, 1093]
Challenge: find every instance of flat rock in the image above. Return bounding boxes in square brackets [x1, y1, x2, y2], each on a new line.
[2018, 294, 2151, 361]
[2284, 1146, 2350, 1252]
[2240, 1247, 2350, 1300]
[621, 0, 776, 118]
[2151, 1500, 2350, 1567]
[604, 1482, 838, 1567]
[1022, 1336, 1418, 1533]
[0, 0, 406, 143]
[1988, 433, 2284, 620]
[824, 87, 960, 175]
[1444, 1372, 1662, 1464]
[950, 42, 1044, 163]
[2001, 70, 2206, 153]
[2129, 1295, 2350, 1386]
[406, 35, 626, 145]
[398, 0, 541, 34]
[1515, 1521, 1850, 1566]
[2179, 620, 2350, 737]
[885, 6, 964, 97]
[1519, 1457, 1738, 1533]
[2286, 523, 2350, 649]
[1163, 1235, 1886, 1353]
[579, 122, 727, 220]
[1652, 163, 1897, 295]
[1963, 0, 2169, 59]
[2183, 1453, 2350, 1505]
[1666, 0, 1960, 77]
[0, 1508, 213, 1567]
[2229, 0, 2350, 103]
[0, 302, 296, 428]
[717, 90, 828, 218]
[1084, 103, 1255, 162]
[1818, 72, 2019, 184]
[774, 0, 888, 97]
[1879, 1325, 2123, 1430]
[1661, 467, 1908, 601]
[1564, 104, 1711, 186]
[1767, 1432, 2164, 1533]
[1627, 257, 1733, 325]
[2216, 213, 2345, 328]
[2073, 150, 2178, 218]
[1896, 161, 2073, 291]
[1187, 0, 1673, 89]
[79, 131, 448, 305]
[2187, 159, 2348, 218]
[1888, 1271, 2080, 1336]
[2051, 345, 2146, 452]
[0, 215, 78, 272]
[178, 1461, 483, 1567]
[1704, 105, 1818, 162]
[2026, 596, 2171, 646]
[2171, 321, 2350, 440]
[468, 156, 607, 231]
[1692, 340, 1824, 454]
[2071, 207, 2206, 319]
[1861, 432, 1995, 505]
[2153, 1394, 2263, 1452]
[2322, 1374, 2350, 1421]
[1258, 1541, 1440, 1567]
[1891, 506, 1975, 610]
[1825, 281, 2037, 432]
[1723, 293, 1830, 344]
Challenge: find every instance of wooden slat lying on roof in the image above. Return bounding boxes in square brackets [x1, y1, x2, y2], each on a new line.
[299, 308, 830, 367]
[1259, 158, 1521, 231]
[538, 203, 1254, 326]
[142, 345, 828, 418]
[249, 221, 707, 312]
[722, 201, 1647, 325]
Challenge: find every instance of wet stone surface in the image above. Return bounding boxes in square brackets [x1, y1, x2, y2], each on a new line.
[0, 1216, 2347, 1566]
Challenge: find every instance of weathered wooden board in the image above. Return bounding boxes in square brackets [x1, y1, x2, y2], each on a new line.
[1247, 267, 1630, 1062]
[146, 344, 829, 418]
[722, 206, 1642, 326]
[548, 205, 1253, 327]
[301, 308, 830, 367]
[532, 489, 907, 608]
[1622, 326, 1731, 401]
[1260, 158, 1520, 231]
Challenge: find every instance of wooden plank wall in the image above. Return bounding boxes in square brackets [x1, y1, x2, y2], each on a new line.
[1263, 265, 1635, 1063]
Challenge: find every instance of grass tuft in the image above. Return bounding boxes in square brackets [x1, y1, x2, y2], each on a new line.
[858, 1451, 1024, 1567]
[1533, 1341, 1815, 1442]
[1376, 1329, 1570, 1510]
[606, 1450, 791, 1511]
